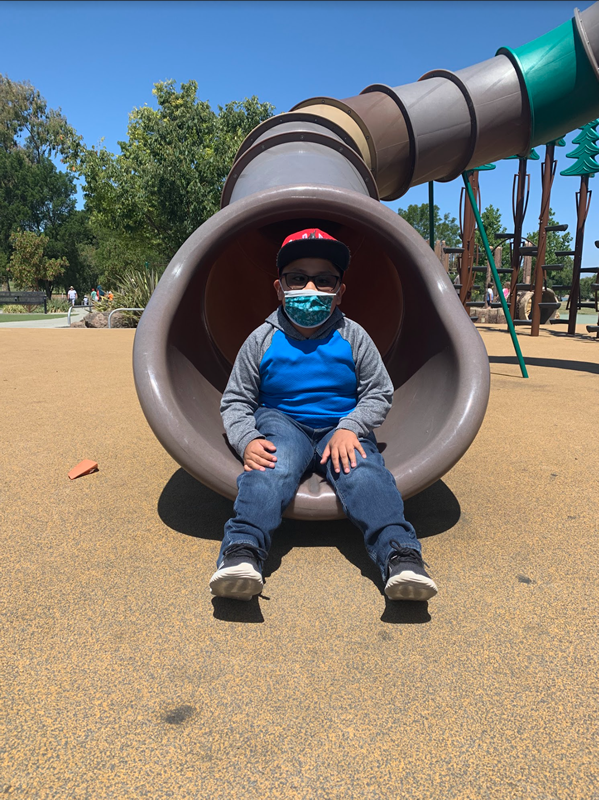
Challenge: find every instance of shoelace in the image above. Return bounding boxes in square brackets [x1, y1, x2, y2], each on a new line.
[222, 543, 268, 564]
[388, 543, 430, 570]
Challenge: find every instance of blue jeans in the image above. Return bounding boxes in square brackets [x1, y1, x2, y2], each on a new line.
[219, 407, 419, 580]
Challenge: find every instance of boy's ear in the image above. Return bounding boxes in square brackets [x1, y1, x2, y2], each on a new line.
[274, 278, 284, 302]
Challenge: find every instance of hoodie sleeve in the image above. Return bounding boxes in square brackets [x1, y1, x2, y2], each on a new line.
[220, 324, 273, 459]
[335, 320, 394, 437]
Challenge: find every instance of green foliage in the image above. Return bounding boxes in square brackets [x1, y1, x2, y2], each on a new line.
[46, 209, 99, 293]
[82, 224, 165, 288]
[0, 76, 82, 291]
[579, 275, 598, 301]
[0, 74, 76, 163]
[62, 80, 275, 262]
[94, 264, 165, 326]
[473, 205, 510, 269]
[0, 150, 76, 257]
[397, 203, 461, 247]
[47, 297, 70, 312]
[525, 208, 573, 289]
[0, 303, 43, 314]
[8, 229, 68, 296]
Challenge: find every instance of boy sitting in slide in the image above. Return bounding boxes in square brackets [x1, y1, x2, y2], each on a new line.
[210, 228, 437, 604]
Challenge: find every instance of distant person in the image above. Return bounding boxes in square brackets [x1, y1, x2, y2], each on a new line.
[90, 289, 97, 304]
[83, 295, 89, 307]
[67, 286, 77, 306]
[502, 283, 510, 299]
[96, 285, 105, 299]
[107, 290, 114, 302]
[485, 283, 494, 307]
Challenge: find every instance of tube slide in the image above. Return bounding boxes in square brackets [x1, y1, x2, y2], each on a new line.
[133, 3, 599, 519]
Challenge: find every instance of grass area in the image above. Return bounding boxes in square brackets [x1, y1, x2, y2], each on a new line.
[558, 303, 596, 316]
[0, 314, 67, 323]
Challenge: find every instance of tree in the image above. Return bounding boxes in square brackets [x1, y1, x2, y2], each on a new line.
[62, 80, 275, 262]
[397, 203, 461, 247]
[0, 74, 75, 163]
[474, 204, 510, 269]
[0, 150, 75, 240]
[46, 209, 99, 294]
[8, 230, 68, 297]
[80, 225, 166, 288]
[525, 208, 573, 291]
[0, 76, 79, 288]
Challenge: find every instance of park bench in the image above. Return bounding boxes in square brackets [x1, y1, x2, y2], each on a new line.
[0, 291, 47, 313]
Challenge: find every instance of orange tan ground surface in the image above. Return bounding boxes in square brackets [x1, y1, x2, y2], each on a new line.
[1, 324, 598, 799]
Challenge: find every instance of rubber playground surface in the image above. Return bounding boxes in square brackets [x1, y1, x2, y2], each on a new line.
[1, 324, 598, 799]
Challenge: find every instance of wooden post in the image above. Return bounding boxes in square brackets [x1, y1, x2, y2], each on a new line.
[531, 144, 557, 336]
[459, 171, 478, 307]
[568, 174, 591, 335]
[509, 158, 529, 320]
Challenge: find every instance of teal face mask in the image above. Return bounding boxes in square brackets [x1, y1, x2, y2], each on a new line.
[283, 289, 336, 328]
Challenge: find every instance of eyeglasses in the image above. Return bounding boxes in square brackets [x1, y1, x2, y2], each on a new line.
[281, 271, 341, 293]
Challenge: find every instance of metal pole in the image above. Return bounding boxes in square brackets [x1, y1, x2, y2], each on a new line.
[108, 308, 145, 328]
[462, 173, 529, 379]
[428, 181, 435, 249]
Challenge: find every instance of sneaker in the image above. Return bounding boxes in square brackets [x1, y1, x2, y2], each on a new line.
[209, 544, 264, 601]
[384, 547, 438, 601]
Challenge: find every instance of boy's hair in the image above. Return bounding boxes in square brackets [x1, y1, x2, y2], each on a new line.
[276, 228, 350, 274]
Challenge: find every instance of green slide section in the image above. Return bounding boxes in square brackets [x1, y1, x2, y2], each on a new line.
[498, 18, 599, 148]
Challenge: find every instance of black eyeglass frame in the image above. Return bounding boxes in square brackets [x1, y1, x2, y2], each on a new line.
[279, 271, 342, 293]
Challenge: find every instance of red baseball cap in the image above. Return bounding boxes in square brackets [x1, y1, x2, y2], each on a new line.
[276, 228, 351, 274]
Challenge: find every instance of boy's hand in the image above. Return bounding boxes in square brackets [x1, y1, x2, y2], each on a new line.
[320, 430, 367, 474]
[244, 438, 277, 472]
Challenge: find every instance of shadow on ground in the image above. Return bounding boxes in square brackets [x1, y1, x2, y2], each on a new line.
[488, 354, 599, 374]
[476, 323, 599, 345]
[159, 470, 459, 624]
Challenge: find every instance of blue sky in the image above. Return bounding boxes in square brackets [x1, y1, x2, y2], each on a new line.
[2, 0, 599, 265]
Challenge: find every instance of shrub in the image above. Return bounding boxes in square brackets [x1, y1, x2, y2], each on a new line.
[95, 266, 165, 327]
[47, 298, 70, 313]
[1, 304, 43, 314]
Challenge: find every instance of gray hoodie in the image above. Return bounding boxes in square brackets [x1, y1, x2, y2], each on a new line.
[220, 306, 394, 458]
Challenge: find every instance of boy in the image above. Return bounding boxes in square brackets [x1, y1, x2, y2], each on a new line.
[210, 229, 437, 604]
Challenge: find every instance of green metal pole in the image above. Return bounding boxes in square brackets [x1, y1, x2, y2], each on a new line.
[462, 172, 529, 379]
[428, 181, 435, 249]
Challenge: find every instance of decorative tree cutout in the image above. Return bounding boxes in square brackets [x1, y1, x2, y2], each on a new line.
[560, 120, 599, 177]
[505, 148, 540, 161]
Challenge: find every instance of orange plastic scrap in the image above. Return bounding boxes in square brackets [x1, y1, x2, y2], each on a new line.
[68, 459, 99, 480]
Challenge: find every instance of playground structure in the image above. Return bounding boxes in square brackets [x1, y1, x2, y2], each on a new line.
[443, 131, 599, 334]
[133, 3, 599, 518]
[443, 154, 564, 326]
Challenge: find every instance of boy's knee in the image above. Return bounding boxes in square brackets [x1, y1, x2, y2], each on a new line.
[327, 447, 389, 485]
[244, 442, 303, 482]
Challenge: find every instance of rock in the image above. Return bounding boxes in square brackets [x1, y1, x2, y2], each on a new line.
[109, 311, 130, 328]
[84, 312, 108, 328]
[476, 308, 506, 324]
[70, 320, 86, 328]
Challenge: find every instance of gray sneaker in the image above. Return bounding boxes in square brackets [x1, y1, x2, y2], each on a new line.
[209, 544, 264, 601]
[384, 547, 438, 601]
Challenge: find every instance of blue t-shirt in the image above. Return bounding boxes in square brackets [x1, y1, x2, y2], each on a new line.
[258, 329, 357, 427]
